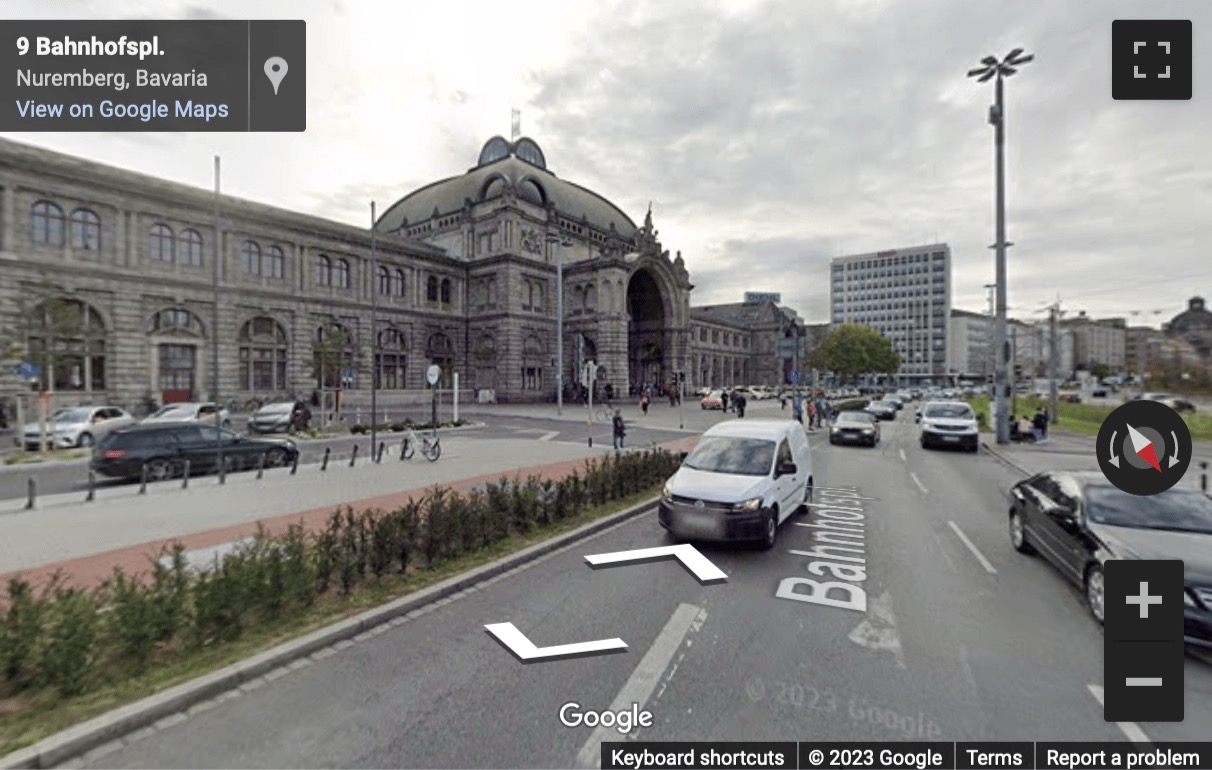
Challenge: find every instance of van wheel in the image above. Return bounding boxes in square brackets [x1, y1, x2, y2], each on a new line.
[761, 508, 778, 550]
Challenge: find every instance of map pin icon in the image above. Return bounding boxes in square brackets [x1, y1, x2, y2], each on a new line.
[264, 57, 288, 95]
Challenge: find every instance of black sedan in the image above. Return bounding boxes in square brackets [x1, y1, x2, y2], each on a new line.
[93, 423, 298, 480]
[865, 401, 897, 421]
[829, 410, 880, 446]
[1008, 470, 1212, 648]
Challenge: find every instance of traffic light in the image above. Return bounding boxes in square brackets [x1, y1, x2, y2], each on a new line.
[677, 371, 685, 385]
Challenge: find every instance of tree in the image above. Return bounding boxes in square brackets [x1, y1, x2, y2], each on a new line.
[1090, 362, 1111, 381]
[309, 321, 366, 427]
[820, 323, 901, 383]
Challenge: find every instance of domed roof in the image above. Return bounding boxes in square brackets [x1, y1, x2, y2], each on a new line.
[376, 136, 637, 238]
[1169, 296, 1212, 332]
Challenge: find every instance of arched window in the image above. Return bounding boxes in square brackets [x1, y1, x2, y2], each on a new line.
[148, 223, 174, 262]
[30, 200, 65, 246]
[238, 316, 288, 391]
[315, 254, 332, 286]
[27, 299, 106, 391]
[147, 308, 204, 335]
[427, 276, 439, 302]
[335, 258, 350, 289]
[179, 229, 204, 266]
[375, 327, 408, 390]
[377, 265, 390, 295]
[440, 278, 452, 304]
[392, 269, 405, 297]
[522, 334, 544, 391]
[240, 240, 262, 275]
[69, 208, 100, 251]
[518, 179, 545, 207]
[264, 245, 284, 278]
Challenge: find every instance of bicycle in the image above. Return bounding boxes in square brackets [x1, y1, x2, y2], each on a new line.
[595, 401, 615, 422]
[402, 426, 441, 462]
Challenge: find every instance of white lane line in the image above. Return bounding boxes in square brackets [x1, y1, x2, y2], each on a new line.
[899, 449, 907, 462]
[910, 472, 928, 494]
[575, 603, 703, 768]
[1087, 684, 1152, 744]
[538, 431, 559, 442]
[947, 521, 998, 575]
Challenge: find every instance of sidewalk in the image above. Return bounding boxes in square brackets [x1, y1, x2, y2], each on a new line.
[0, 434, 699, 593]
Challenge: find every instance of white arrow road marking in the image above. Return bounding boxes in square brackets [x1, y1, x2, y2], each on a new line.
[484, 622, 627, 663]
[1109, 430, 1120, 468]
[575, 603, 704, 768]
[584, 544, 728, 585]
[1087, 684, 1152, 744]
[1169, 430, 1181, 467]
[847, 591, 905, 669]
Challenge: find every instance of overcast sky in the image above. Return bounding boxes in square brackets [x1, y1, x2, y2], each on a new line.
[5, 0, 1210, 328]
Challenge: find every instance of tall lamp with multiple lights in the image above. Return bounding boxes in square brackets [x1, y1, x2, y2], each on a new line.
[968, 47, 1032, 445]
[547, 232, 572, 415]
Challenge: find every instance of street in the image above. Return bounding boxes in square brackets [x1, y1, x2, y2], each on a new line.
[75, 409, 1212, 769]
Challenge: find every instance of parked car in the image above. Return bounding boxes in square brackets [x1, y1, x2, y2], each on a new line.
[865, 401, 897, 421]
[1008, 470, 1212, 647]
[829, 410, 880, 447]
[19, 405, 135, 450]
[143, 402, 231, 429]
[248, 400, 307, 434]
[659, 419, 812, 549]
[92, 423, 298, 480]
[917, 400, 979, 452]
[700, 390, 724, 410]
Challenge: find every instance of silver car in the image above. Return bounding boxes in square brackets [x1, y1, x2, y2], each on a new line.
[20, 405, 135, 450]
[143, 402, 232, 429]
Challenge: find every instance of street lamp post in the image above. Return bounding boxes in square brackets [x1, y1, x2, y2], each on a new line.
[370, 201, 378, 458]
[547, 233, 572, 416]
[212, 157, 222, 465]
[969, 48, 1032, 445]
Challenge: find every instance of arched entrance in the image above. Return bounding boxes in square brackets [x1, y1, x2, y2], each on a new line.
[627, 269, 666, 390]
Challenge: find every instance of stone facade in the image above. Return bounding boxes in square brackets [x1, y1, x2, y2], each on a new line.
[0, 136, 808, 421]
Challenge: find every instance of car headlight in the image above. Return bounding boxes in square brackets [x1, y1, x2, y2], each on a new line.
[1186, 590, 1197, 608]
[861, 428, 874, 434]
[830, 426, 840, 433]
[738, 497, 763, 512]
[662, 484, 673, 502]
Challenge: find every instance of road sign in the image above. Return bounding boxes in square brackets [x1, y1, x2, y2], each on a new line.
[341, 367, 355, 382]
[12, 361, 41, 380]
[789, 369, 800, 384]
[426, 364, 441, 386]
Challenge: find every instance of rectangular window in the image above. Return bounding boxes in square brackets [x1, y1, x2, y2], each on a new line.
[523, 367, 542, 390]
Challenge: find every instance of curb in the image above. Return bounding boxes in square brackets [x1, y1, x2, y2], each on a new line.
[0, 458, 90, 476]
[980, 440, 1030, 477]
[0, 494, 661, 769]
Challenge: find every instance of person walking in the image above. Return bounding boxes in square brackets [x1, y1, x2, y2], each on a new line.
[721, 389, 729, 413]
[1033, 408, 1048, 443]
[612, 408, 626, 450]
[792, 393, 804, 425]
[735, 392, 747, 418]
[640, 392, 650, 416]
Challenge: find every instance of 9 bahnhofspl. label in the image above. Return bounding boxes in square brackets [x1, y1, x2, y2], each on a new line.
[1, 20, 305, 132]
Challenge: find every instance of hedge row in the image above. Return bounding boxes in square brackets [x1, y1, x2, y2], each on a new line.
[0, 448, 681, 700]
[350, 419, 468, 434]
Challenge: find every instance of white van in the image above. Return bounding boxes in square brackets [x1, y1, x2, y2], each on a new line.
[659, 420, 813, 549]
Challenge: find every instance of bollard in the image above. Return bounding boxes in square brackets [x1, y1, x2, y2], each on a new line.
[85, 470, 95, 502]
[182, 460, 191, 489]
[350, 443, 359, 467]
[1202, 461, 1208, 493]
[218, 455, 227, 485]
[400, 437, 407, 461]
[321, 447, 331, 471]
[290, 452, 299, 475]
[257, 452, 266, 480]
[25, 477, 35, 510]
[139, 464, 148, 494]
[377, 441, 385, 463]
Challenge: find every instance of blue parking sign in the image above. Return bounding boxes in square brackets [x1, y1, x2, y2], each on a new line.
[789, 369, 800, 384]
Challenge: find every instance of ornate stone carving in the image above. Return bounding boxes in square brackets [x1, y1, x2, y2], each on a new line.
[519, 228, 542, 255]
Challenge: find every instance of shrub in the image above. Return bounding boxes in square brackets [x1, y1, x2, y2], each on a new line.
[39, 586, 99, 697]
[350, 424, 368, 435]
[280, 523, 317, 606]
[1, 577, 43, 684]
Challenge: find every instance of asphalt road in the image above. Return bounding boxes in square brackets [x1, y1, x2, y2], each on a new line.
[0, 416, 691, 502]
[79, 414, 1212, 769]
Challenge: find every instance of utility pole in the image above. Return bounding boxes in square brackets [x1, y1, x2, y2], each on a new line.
[985, 283, 996, 387]
[1049, 303, 1060, 424]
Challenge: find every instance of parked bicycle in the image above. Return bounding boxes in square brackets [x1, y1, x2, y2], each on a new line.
[402, 426, 441, 462]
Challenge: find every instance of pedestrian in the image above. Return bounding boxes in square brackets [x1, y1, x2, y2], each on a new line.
[736, 393, 747, 418]
[815, 394, 828, 428]
[721, 390, 729, 413]
[792, 394, 804, 425]
[641, 392, 650, 416]
[612, 408, 626, 450]
[1033, 408, 1048, 443]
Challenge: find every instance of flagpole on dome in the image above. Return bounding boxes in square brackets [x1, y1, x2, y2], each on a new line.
[511, 108, 521, 141]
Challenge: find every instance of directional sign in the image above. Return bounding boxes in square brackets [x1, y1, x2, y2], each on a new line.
[584, 544, 728, 585]
[426, 364, 441, 386]
[789, 369, 800, 385]
[484, 622, 627, 664]
[341, 367, 355, 382]
[12, 361, 41, 380]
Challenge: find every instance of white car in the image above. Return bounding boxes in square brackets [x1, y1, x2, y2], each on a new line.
[917, 401, 979, 452]
[659, 419, 813, 549]
[20, 405, 135, 450]
[143, 402, 231, 429]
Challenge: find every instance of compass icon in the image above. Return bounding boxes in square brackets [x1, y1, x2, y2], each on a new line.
[1097, 400, 1192, 496]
